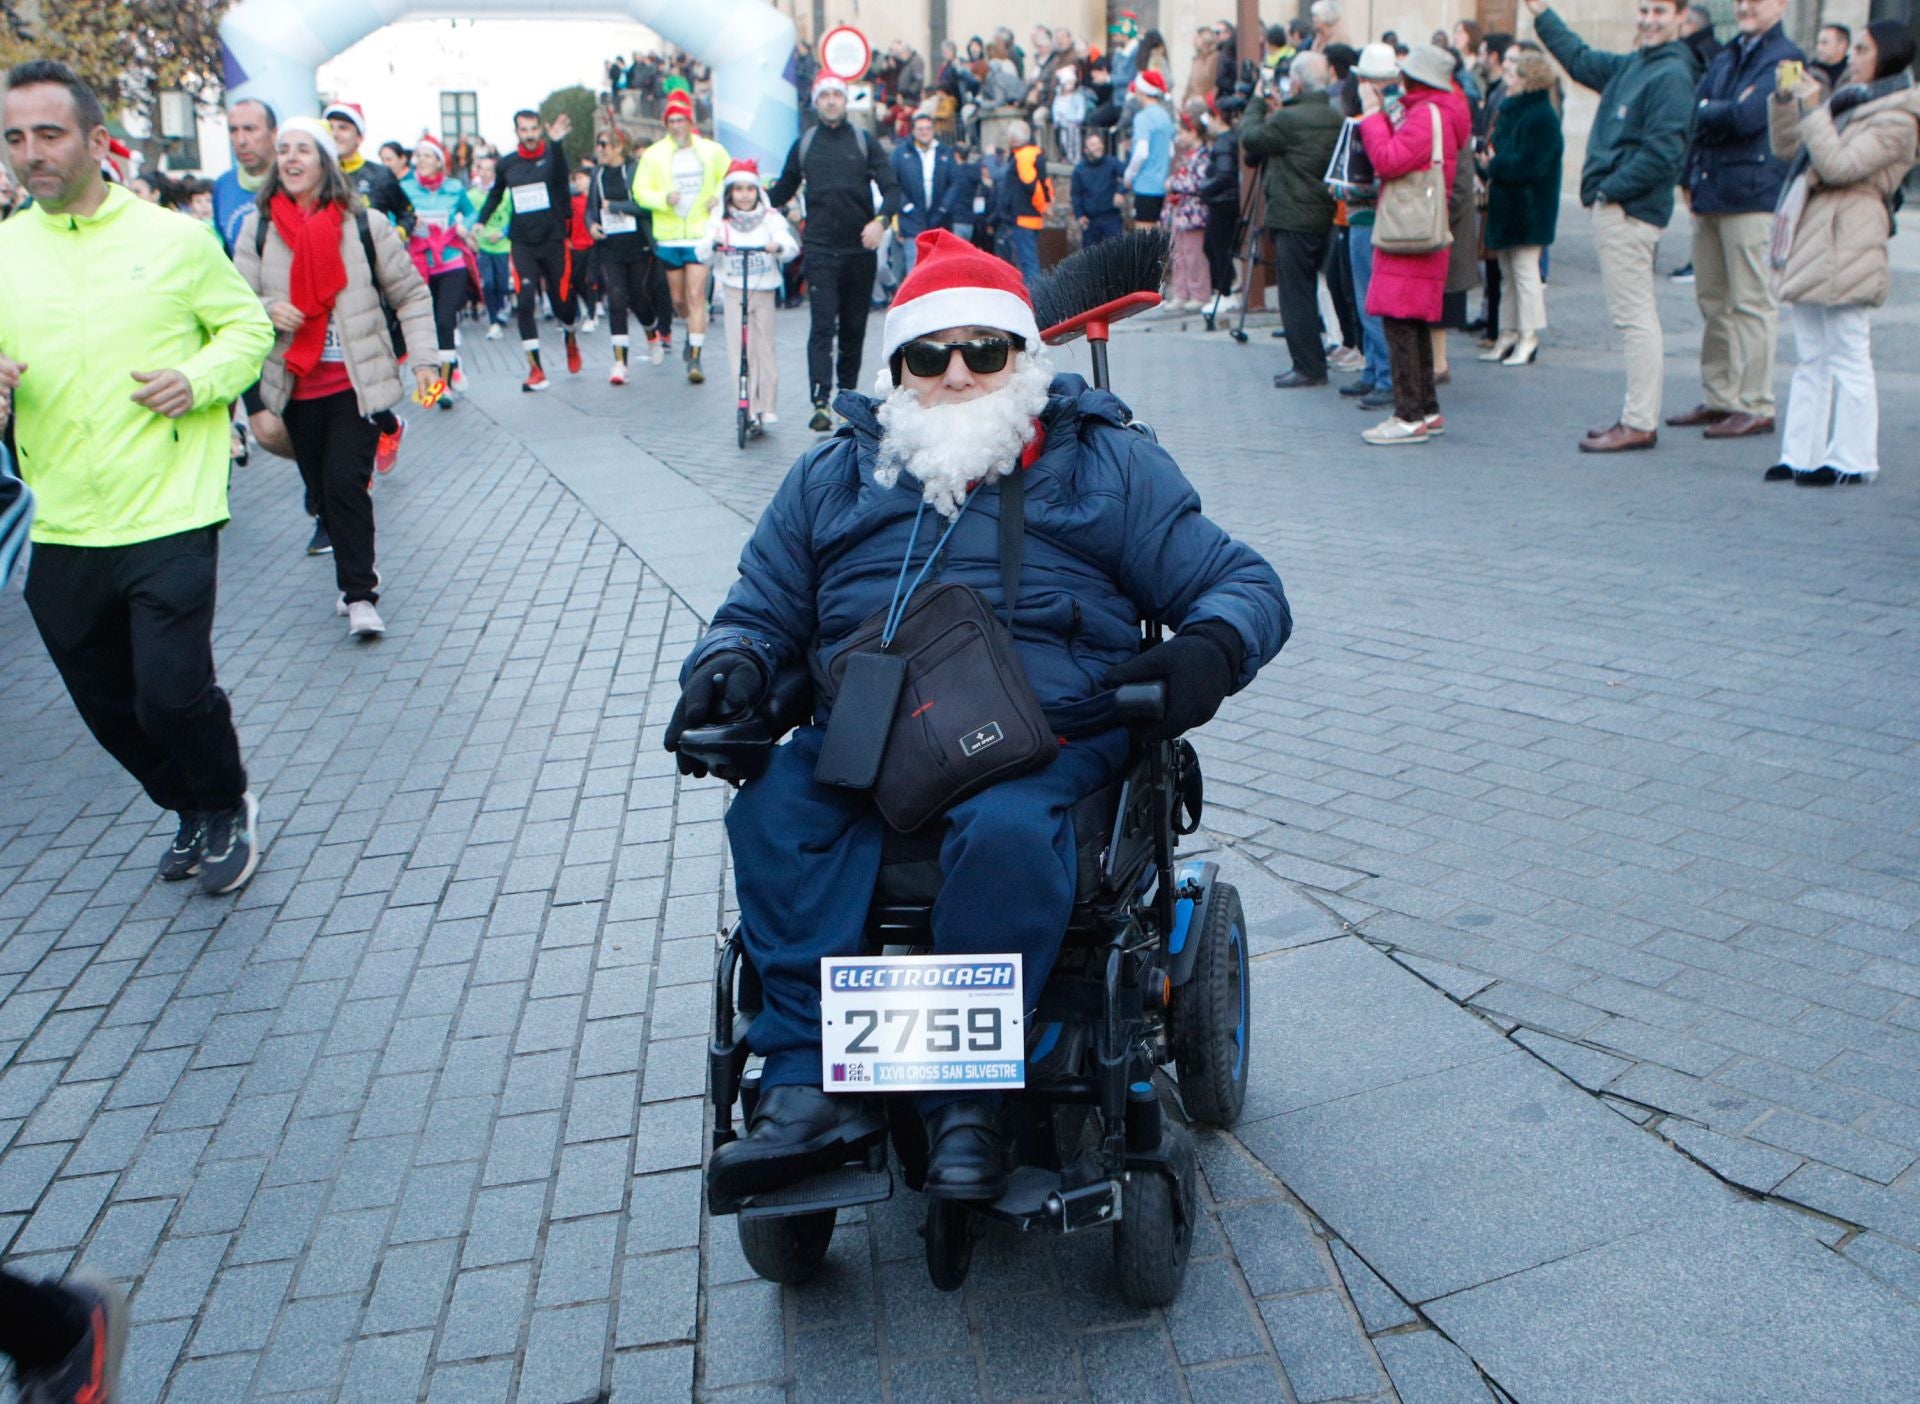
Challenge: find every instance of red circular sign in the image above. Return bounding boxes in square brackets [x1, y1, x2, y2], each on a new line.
[819, 25, 871, 82]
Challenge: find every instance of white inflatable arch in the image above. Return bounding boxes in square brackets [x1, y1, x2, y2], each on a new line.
[219, 0, 798, 168]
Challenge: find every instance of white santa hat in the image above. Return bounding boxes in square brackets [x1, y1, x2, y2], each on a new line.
[1131, 69, 1169, 99]
[882, 230, 1041, 361]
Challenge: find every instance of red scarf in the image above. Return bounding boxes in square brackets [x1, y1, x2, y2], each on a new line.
[269, 192, 348, 378]
[414, 169, 445, 192]
[518, 139, 547, 160]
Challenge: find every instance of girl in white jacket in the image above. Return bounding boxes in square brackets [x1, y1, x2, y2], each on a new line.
[695, 161, 800, 427]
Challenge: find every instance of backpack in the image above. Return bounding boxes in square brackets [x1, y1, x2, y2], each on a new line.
[798, 123, 869, 166]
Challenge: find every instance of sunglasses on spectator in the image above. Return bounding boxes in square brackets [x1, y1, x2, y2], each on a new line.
[899, 338, 1019, 378]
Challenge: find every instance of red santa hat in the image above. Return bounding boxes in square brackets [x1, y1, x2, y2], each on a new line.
[322, 101, 367, 134]
[415, 132, 448, 164]
[663, 91, 695, 122]
[721, 158, 762, 190]
[882, 230, 1040, 361]
[812, 73, 849, 99]
[1131, 69, 1168, 99]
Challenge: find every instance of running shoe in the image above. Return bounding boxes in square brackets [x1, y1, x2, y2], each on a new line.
[158, 812, 205, 881]
[809, 401, 831, 433]
[374, 419, 406, 474]
[346, 601, 386, 639]
[336, 570, 383, 616]
[1362, 417, 1430, 447]
[198, 792, 260, 895]
[609, 362, 628, 386]
[566, 337, 583, 375]
[1669, 263, 1695, 283]
[651, 338, 668, 366]
[1423, 414, 1446, 436]
[485, 323, 504, 341]
[523, 366, 550, 393]
[450, 366, 468, 393]
[581, 316, 598, 334]
[14, 1270, 126, 1404]
[760, 412, 778, 425]
[687, 346, 704, 384]
[306, 518, 332, 556]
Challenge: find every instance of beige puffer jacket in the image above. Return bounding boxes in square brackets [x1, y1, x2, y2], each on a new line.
[1768, 86, 1920, 308]
[233, 203, 438, 415]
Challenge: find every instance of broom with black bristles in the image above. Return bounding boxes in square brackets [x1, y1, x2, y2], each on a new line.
[1030, 227, 1172, 393]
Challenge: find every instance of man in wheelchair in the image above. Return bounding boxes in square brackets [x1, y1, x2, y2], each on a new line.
[665, 232, 1290, 1208]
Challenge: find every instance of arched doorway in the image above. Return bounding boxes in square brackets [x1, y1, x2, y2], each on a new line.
[219, 0, 798, 168]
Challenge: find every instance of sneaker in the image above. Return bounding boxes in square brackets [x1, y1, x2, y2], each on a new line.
[523, 366, 549, 393]
[1357, 391, 1394, 411]
[450, 366, 469, 393]
[566, 337, 583, 375]
[1423, 414, 1446, 436]
[335, 570, 383, 616]
[158, 812, 205, 881]
[759, 411, 778, 425]
[485, 323, 504, 341]
[305, 518, 333, 556]
[1362, 416, 1430, 446]
[687, 346, 705, 384]
[651, 339, 668, 366]
[198, 792, 260, 895]
[609, 361, 628, 386]
[346, 601, 386, 638]
[14, 1271, 126, 1404]
[581, 316, 598, 335]
[1669, 262, 1695, 284]
[374, 419, 406, 474]
[809, 402, 832, 433]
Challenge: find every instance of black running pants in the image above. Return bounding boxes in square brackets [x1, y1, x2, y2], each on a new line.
[603, 254, 663, 341]
[0, 1269, 85, 1370]
[804, 246, 877, 405]
[284, 391, 381, 606]
[510, 239, 576, 342]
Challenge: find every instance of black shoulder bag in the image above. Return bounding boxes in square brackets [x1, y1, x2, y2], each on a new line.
[815, 471, 1054, 832]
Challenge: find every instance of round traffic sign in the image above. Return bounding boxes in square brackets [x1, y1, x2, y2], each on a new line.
[819, 25, 871, 82]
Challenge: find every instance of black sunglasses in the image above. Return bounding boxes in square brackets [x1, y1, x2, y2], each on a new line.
[899, 337, 1018, 379]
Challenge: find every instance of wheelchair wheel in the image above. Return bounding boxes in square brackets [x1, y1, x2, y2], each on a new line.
[1171, 881, 1250, 1128]
[737, 1209, 836, 1285]
[1113, 1162, 1195, 1307]
[924, 1201, 974, 1292]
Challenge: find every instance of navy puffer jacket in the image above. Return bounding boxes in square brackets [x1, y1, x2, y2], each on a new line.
[1686, 23, 1804, 215]
[684, 374, 1291, 721]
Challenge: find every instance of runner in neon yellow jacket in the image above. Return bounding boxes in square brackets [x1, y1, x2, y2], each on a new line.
[0, 182, 273, 547]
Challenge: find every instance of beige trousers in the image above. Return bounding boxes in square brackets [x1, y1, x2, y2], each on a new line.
[1590, 203, 1665, 432]
[720, 286, 779, 418]
[1692, 211, 1778, 415]
[1496, 245, 1547, 336]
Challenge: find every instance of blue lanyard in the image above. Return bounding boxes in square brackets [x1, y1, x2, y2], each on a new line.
[880, 489, 977, 649]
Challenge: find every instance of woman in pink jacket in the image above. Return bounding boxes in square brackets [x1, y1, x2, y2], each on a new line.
[1355, 44, 1471, 446]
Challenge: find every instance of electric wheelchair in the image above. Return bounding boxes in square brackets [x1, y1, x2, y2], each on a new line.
[678, 650, 1251, 1308]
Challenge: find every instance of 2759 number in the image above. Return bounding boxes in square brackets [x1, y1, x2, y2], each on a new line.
[845, 1007, 1003, 1054]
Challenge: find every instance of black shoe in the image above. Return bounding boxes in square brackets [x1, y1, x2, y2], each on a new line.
[158, 812, 205, 882]
[707, 1086, 885, 1199]
[1794, 467, 1840, 487]
[13, 1271, 126, 1404]
[687, 346, 705, 384]
[1339, 378, 1376, 397]
[1273, 370, 1328, 389]
[306, 518, 332, 556]
[808, 402, 832, 433]
[922, 1100, 1008, 1202]
[1358, 391, 1394, 410]
[1764, 464, 1794, 482]
[198, 792, 260, 896]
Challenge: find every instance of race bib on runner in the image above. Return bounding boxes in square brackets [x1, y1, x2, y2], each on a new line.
[820, 955, 1025, 1093]
[511, 181, 550, 214]
[601, 208, 637, 235]
[320, 319, 344, 363]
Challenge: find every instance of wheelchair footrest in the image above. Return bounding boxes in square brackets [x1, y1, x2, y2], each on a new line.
[735, 1161, 893, 1220]
[973, 1166, 1121, 1234]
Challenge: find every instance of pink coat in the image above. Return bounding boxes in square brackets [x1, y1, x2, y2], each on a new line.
[1358, 85, 1469, 323]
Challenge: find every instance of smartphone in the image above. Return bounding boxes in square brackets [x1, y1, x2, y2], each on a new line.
[1776, 59, 1803, 91]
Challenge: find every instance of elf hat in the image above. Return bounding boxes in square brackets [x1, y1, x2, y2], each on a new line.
[1131, 69, 1169, 99]
[882, 229, 1040, 361]
[812, 74, 849, 99]
[322, 101, 366, 135]
[721, 158, 763, 190]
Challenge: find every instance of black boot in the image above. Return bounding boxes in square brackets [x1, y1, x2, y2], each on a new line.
[707, 1086, 883, 1199]
[922, 1100, 1008, 1202]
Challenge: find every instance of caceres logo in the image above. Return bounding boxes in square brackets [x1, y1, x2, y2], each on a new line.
[829, 960, 1016, 991]
[958, 721, 1004, 757]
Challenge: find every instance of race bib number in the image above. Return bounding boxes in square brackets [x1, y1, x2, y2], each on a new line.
[421, 209, 450, 229]
[602, 208, 638, 235]
[320, 319, 344, 363]
[511, 181, 550, 214]
[821, 955, 1025, 1093]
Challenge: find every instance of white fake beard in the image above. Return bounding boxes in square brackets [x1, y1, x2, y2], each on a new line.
[873, 352, 1054, 519]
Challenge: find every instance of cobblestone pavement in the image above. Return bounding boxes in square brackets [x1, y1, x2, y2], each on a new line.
[1, 216, 1917, 1402]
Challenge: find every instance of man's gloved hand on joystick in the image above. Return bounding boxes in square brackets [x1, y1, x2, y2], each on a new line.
[664, 650, 771, 777]
[1103, 621, 1245, 744]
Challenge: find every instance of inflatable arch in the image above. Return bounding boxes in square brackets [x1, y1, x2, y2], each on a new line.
[219, 0, 799, 169]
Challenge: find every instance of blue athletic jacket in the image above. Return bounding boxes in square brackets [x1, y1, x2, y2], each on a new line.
[684, 375, 1291, 722]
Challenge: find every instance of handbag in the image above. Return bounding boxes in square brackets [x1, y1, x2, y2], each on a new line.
[1373, 105, 1453, 256]
[1323, 117, 1378, 200]
[819, 471, 1055, 833]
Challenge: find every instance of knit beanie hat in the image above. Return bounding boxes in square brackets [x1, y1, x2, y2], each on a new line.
[882, 229, 1040, 360]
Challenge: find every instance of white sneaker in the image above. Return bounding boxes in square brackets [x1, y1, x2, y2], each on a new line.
[1362, 416, 1431, 447]
[336, 570, 384, 616]
[581, 316, 598, 335]
[485, 323, 504, 341]
[650, 340, 667, 366]
[450, 366, 468, 392]
[759, 412, 778, 425]
[346, 601, 385, 638]
[609, 361, 628, 386]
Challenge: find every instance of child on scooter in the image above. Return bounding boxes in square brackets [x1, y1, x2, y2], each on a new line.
[695, 160, 799, 430]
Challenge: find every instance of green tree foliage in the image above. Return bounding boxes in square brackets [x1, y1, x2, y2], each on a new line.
[539, 84, 598, 154]
[0, 0, 233, 130]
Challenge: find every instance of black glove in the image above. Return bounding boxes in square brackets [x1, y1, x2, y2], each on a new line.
[664, 649, 771, 775]
[1103, 622, 1245, 743]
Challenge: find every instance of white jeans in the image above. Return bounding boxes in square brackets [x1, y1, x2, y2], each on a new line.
[1496, 245, 1546, 336]
[1781, 302, 1879, 477]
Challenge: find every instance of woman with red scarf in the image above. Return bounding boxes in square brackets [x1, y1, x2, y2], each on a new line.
[235, 117, 437, 640]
